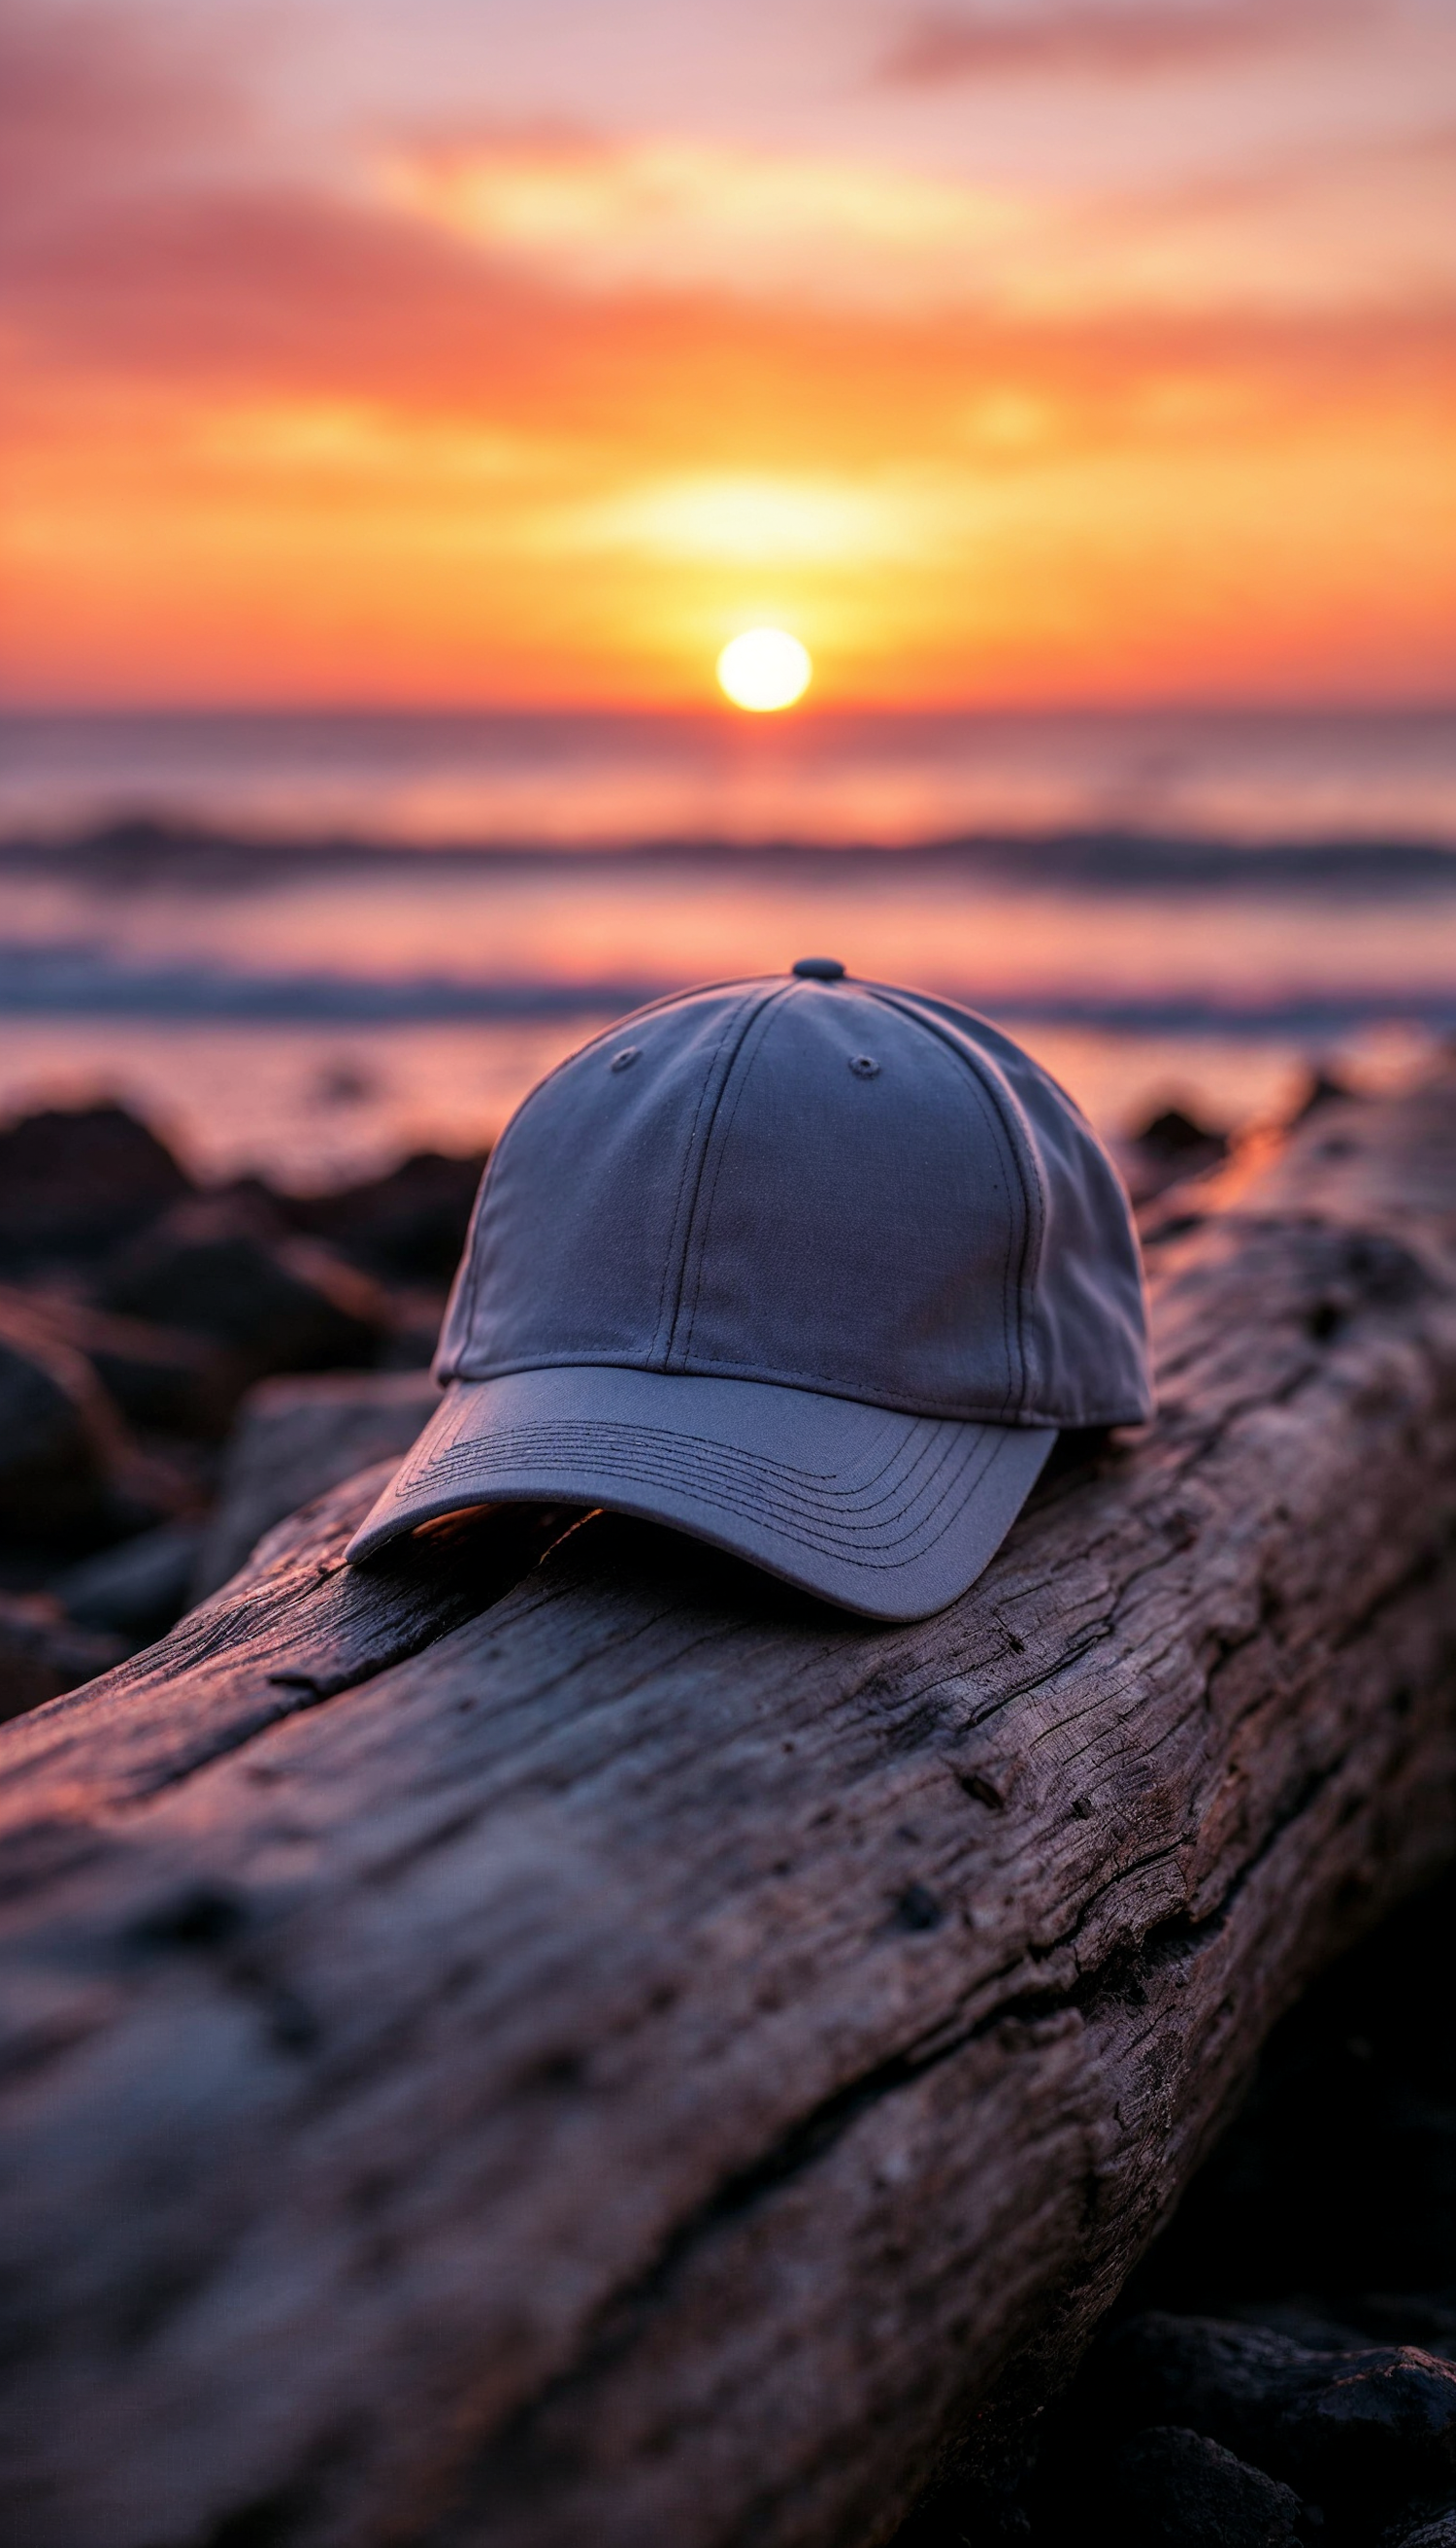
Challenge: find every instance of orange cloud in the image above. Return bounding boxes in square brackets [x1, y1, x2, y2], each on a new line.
[380, 129, 1031, 310]
[376, 118, 1456, 329]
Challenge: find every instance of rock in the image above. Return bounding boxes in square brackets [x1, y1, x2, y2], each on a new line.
[1228, 2302, 1386, 2353]
[0, 1296, 127, 1541]
[193, 1367, 440, 1595]
[0, 1104, 192, 1272]
[1125, 1104, 1230, 1203]
[0, 1591, 125, 1723]
[212, 1174, 291, 1227]
[76, 1309, 231, 1439]
[53, 1521, 204, 1641]
[1295, 1069, 1359, 1122]
[0, 1287, 232, 1438]
[1100, 2426, 1307, 2546]
[287, 1149, 485, 1282]
[1082, 2314, 1456, 2531]
[1380, 2516, 1456, 2547]
[97, 1195, 391, 1394]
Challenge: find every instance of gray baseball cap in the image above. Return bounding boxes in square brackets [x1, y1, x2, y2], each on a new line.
[346, 963, 1151, 1617]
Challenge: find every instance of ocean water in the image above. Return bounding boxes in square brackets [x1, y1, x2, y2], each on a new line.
[4, 706, 1454, 848]
[1, 706, 1452, 1188]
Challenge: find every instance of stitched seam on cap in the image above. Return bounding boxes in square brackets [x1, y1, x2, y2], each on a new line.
[862, 991, 1015, 1415]
[645, 990, 760, 1367]
[395, 1421, 1001, 1557]
[384, 1424, 1021, 1570]
[397, 1408, 949, 1516]
[399, 1433, 946, 1527]
[442, 980, 764, 1380]
[663, 982, 791, 1372]
[450, 1049, 583, 1366]
[673, 986, 794, 1368]
[865, 987, 1042, 1420]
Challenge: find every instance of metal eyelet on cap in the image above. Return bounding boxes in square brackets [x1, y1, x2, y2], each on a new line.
[848, 1055, 880, 1078]
[610, 1047, 641, 1073]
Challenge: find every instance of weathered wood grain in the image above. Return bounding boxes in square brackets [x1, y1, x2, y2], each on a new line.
[3, 1071, 1456, 2548]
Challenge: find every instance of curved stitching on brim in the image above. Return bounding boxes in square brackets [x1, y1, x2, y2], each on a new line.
[384, 1419, 1034, 1569]
[393, 1407, 950, 1517]
[395, 1400, 915, 1504]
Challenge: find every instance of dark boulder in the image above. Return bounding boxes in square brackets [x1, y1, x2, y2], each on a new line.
[2, 1290, 231, 1438]
[97, 1195, 391, 1394]
[0, 1104, 192, 1272]
[1100, 2426, 1307, 2545]
[193, 1368, 440, 1595]
[76, 1308, 230, 1439]
[1125, 1104, 1230, 1204]
[0, 1298, 126, 1541]
[287, 1149, 485, 1282]
[54, 1519, 203, 1643]
[1081, 2314, 1456, 2531]
[0, 1591, 124, 1723]
[1294, 1068, 1359, 1122]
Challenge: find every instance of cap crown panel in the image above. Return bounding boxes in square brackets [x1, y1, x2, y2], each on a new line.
[869, 989, 1152, 1426]
[436, 986, 769, 1377]
[1018, 1062, 1153, 1425]
[667, 988, 1026, 1414]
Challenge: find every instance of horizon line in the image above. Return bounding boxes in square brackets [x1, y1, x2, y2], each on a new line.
[3, 696, 1455, 724]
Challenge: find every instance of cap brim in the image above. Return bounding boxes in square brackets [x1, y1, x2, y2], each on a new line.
[344, 1365, 1054, 1622]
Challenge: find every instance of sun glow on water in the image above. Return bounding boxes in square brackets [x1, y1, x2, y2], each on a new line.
[716, 628, 813, 713]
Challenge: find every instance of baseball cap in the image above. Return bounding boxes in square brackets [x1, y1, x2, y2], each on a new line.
[346, 963, 1152, 1619]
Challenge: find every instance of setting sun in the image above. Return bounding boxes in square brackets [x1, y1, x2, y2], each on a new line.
[717, 629, 813, 713]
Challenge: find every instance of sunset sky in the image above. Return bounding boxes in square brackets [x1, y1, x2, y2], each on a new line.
[2, 0, 1453, 707]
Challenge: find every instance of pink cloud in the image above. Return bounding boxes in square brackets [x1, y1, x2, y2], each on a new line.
[0, 1, 244, 229]
[878, 0, 1374, 84]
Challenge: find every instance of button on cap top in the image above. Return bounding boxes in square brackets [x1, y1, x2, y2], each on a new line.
[791, 956, 845, 979]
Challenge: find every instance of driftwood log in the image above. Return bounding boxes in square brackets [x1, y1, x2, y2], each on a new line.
[4, 1066, 1456, 2548]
